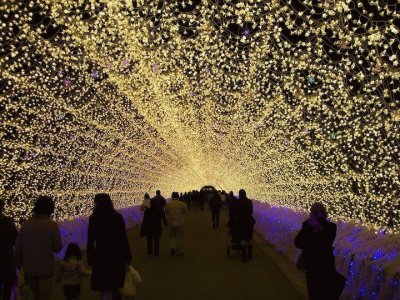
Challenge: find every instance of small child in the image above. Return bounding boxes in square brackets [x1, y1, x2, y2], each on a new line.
[56, 243, 91, 300]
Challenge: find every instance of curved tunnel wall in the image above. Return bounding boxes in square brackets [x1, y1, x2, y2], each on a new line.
[0, 1, 399, 234]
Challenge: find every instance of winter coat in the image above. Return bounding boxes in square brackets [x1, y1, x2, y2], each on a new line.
[140, 206, 167, 237]
[165, 200, 188, 228]
[294, 219, 337, 300]
[209, 193, 222, 211]
[0, 213, 18, 279]
[230, 197, 254, 241]
[15, 215, 62, 277]
[87, 212, 131, 291]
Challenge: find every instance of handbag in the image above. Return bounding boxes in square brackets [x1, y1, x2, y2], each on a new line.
[296, 250, 307, 270]
[120, 267, 136, 297]
[120, 266, 142, 297]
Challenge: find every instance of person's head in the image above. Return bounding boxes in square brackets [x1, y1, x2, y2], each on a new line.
[93, 193, 114, 215]
[144, 193, 150, 200]
[156, 190, 161, 195]
[171, 192, 179, 200]
[239, 189, 246, 198]
[0, 199, 4, 213]
[310, 202, 328, 220]
[229, 191, 233, 197]
[33, 196, 55, 217]
[64, 243, 82, 261]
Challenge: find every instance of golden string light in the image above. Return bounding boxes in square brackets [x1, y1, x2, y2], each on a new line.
[0, 0, 399, 231]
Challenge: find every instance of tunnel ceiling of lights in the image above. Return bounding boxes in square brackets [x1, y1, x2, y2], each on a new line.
[1, 0, 399, 230]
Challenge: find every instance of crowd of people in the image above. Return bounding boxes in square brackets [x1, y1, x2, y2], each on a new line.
[0, 189, 344, 300]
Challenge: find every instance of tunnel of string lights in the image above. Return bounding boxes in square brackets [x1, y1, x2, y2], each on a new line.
[0, 0, 399, 232]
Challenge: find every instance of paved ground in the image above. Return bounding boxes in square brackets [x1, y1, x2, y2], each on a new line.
[50, 208, 304, 300]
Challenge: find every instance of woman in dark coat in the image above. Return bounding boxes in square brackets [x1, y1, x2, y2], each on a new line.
[140, 199, 167, 258]
[294, 202, 337, 300]
[0, 199, 18, 300]
[230, 189, 254, 262]
[87, 194, 132, 300]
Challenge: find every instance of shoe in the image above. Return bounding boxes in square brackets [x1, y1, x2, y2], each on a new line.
[170, 248, 175, 256]
[176, 253, 183, 256]
[147, 254, 153, 257]
[152, 255, 159, 259]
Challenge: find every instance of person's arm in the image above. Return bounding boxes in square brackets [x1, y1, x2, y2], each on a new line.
[294, 221, 308, 249]
[327, 223, 337, 246]
[120, 215, 132, 264]
[87, 216, 95, 266]
[79, 261, 92, 276]
[55, 262, 64, 283]
[161, 210, 168, 226]
[52, 222, 63, 253]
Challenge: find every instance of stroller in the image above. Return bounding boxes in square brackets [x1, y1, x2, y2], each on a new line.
[226, 219, 253, 262]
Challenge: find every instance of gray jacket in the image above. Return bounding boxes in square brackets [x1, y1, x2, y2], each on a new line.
[15, 215, 62, 277]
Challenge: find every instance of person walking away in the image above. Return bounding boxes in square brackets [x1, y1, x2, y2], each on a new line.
[152, 190, 166, 210]
[56, 243, 91, 300]
[294, 202, 340, 300]
[140, 199, 167, 258]
[231, 189, 255, 262]
[0, 199, 18, 300]
[15, 196, 63, 300]
[165, 192, 188, 256]
[87, 194, 132, 300]
[140, 193, 151, 211]
[227, 191, 236, 221]
[209, 191, 222, 229]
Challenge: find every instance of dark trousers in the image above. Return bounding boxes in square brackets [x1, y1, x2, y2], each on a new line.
[212, 210, 220, 228]
[63, 285, 81, 300]
[0, 275, 15, 300]
[147, 235, 160, 256]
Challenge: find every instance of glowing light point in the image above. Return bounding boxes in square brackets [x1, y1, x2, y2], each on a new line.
[91, 71, 99, 79]
[62, 78, 71, 87]
[151, 63, 159, 73]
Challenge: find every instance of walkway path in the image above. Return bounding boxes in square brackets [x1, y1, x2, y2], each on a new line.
[53, 209, 304, 300]
[131, 209, 302, 300]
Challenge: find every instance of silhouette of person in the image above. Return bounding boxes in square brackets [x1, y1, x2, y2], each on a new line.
[15, 196, 62, 300]
[56, 243, 91, 300]
[165, 192, 188, 256]
[152, 190, 166, 210]
[87, 194, 132, 300]
[231, 189, 254, 262]
[0, 199, 18, 300]
[140, 198, 167, 258]
[294, 202, 337, 300]
[227, 191, 236, 221]
[140, 193, 151, 211]
[208, 191, 222, 228]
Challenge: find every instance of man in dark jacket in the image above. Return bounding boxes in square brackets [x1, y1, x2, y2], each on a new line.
[209, 191, 222, 229]
[0, 199, 18, 300]
[152, 190, 166, 210]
